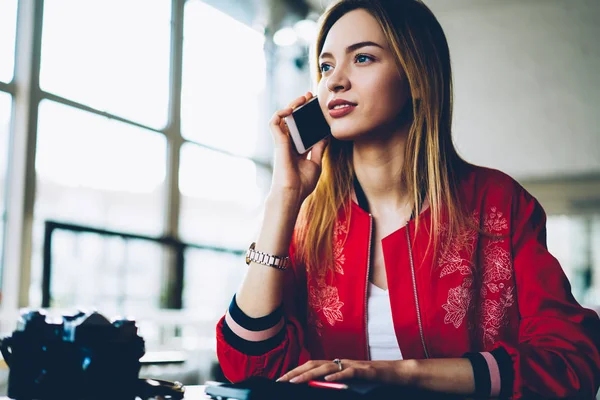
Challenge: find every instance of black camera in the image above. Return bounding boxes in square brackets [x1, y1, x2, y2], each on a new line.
[0, 310, 182, 400]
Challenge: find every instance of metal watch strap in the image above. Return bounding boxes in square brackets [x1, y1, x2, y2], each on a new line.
[245, 242, 290, 270]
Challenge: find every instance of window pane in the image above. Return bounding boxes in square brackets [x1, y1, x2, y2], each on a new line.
[183, 248, 246, 321]
[178, 142, 270, 249]
[181, 1, 266, 156]
[0, 92, 12, 288]
[0, 0, 18, 83]
[40, 0, 171, 129]
[547, 215, 597, 305]
[31, 100, 167, 306]
[49, 231, 164, 315]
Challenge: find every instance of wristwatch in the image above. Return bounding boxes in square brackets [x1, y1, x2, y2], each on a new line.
[245, 242, 290, 270]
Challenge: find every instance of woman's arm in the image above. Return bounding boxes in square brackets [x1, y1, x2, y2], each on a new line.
[235, 191, 302, 318]
[492, 186, 600, 399]
[235, 92, 326, 318]
[409, 358, 475, 394]
[216, 93, 329, 382]
[277, 358, 476, 395]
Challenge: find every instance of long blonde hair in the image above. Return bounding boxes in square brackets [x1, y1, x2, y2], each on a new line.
[296, 0, 469, 276]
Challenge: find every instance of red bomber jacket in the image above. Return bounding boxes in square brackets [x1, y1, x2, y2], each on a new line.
[216, 165, 600, 399]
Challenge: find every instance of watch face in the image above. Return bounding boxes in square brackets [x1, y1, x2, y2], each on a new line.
[245, 250, 251, 265]
[245, 242, 256, 265]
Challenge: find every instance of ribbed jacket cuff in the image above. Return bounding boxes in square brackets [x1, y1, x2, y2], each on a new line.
[221, 295, 286, 355]
[463, 348, 514, 398]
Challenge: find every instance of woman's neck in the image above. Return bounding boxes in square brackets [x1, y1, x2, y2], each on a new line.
[352, 129, 411, 217]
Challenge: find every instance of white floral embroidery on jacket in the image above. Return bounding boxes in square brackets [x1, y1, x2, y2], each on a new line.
[308, 283, 344, 336]
[439, 207, 515, 347]
[482, 286, 515, 345]
[308, 221, 348, 336]
[442, 277, 473, 328]
[333, 220, 348, 275]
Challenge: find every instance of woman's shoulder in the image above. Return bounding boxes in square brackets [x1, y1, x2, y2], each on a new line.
[456, 163, 539, 222]
[458, 162, 527, 200]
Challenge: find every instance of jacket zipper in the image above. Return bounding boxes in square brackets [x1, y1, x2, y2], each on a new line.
[364, 214, 373, 360]
[405, 223, 430, 358]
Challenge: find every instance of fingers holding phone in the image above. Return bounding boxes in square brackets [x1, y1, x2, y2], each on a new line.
[269, 93, 311, 149]
[284, 95, 331, 156]
[269, 93, 331, 202]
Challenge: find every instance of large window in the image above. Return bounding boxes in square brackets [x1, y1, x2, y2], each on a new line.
[179, 0, 270, 243]
[32, 100, 167, 308]
[181, 0, 267, 157]
[40, 0, 171, 129]
[0, 0, 18, 83]
[31, 0, 173, 310]
[1, 0, 273, 365]
[178, 1, 270, 323]
[24, 0, 271, 320]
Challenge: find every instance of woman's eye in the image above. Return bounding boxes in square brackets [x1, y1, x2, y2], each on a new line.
[320, 63, 332, 73]
[355, 54, 374, 64]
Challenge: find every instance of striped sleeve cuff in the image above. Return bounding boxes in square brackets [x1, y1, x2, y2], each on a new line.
[463, 347, 514, 398]
[221, 295, 286, 356]
[490, 347, 514, 398]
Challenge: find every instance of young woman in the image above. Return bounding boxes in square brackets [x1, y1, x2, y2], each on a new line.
[216, 0, 600, 398]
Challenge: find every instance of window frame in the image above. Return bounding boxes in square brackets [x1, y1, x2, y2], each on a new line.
[1, 0, 272, 314]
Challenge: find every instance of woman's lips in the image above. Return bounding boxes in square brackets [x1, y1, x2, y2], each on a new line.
[328, 104, 357, 118]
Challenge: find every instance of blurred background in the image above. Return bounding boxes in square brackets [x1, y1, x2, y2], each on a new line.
[0, 0, 598, 390]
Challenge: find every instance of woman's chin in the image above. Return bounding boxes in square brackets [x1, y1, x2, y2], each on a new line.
[331, 128, 367, 142]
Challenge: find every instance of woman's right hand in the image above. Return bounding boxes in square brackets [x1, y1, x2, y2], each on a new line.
[269, 92, 329, 206]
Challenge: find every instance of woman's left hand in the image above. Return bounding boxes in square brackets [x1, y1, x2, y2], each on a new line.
[276, 359, 417, 385]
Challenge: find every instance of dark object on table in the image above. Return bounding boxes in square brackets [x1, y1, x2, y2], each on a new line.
[0, 310, 184, 400]
[205, 376, 465, 400]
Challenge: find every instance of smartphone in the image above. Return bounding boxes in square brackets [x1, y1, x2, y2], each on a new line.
[284, 96, 331, 155]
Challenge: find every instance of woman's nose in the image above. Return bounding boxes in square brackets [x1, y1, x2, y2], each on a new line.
[326, 67, 350, 92]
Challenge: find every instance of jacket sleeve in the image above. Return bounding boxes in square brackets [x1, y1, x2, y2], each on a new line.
[493, 186, 600, 399]
[215, 240, 312, 382]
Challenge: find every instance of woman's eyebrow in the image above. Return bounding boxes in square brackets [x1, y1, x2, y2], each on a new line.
[319, 41, 384, 60]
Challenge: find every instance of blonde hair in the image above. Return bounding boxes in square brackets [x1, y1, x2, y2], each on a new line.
[296, 0, 469, 276]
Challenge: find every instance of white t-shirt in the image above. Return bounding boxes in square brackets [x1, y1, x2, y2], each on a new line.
[367, 282, 403, 360]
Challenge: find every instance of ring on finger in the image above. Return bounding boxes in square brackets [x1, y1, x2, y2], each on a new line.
[332, 358, 343, 371]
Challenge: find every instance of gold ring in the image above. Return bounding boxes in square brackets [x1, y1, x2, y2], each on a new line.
[332, 358, 343, 371]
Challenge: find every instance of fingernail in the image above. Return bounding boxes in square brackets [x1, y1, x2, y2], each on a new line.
[324, 375, 332, 381]
[290, 377, 299, 383]
[275, 378, 282, 382]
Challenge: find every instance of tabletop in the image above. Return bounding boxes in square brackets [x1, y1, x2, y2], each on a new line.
[0, 383, 472, 399]
[0, 385, 210, 400]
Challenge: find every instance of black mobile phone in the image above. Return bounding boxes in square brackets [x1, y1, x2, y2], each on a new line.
[204, 377, 438, 400]
[205, 377, 351, 400]
[284, 96, 332, 155]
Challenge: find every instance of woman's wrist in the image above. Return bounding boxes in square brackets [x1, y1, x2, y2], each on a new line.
[394, 359, 420, 386]
[253, 191, 302, 257]
[266, 188, 303, 211]
[401, 358, 475, 395]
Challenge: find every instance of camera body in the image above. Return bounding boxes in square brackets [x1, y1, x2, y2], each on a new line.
[0, 310, 145, 400]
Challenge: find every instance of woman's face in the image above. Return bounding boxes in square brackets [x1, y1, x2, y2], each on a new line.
[317, 9, 411, 141]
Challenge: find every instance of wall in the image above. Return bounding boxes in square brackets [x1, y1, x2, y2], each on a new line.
[425, 0, 600, 180]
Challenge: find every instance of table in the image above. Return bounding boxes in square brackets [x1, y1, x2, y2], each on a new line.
[0, 386, 209, 400]
[0, 384, 471, 399]
[182, 385, 210, 399]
